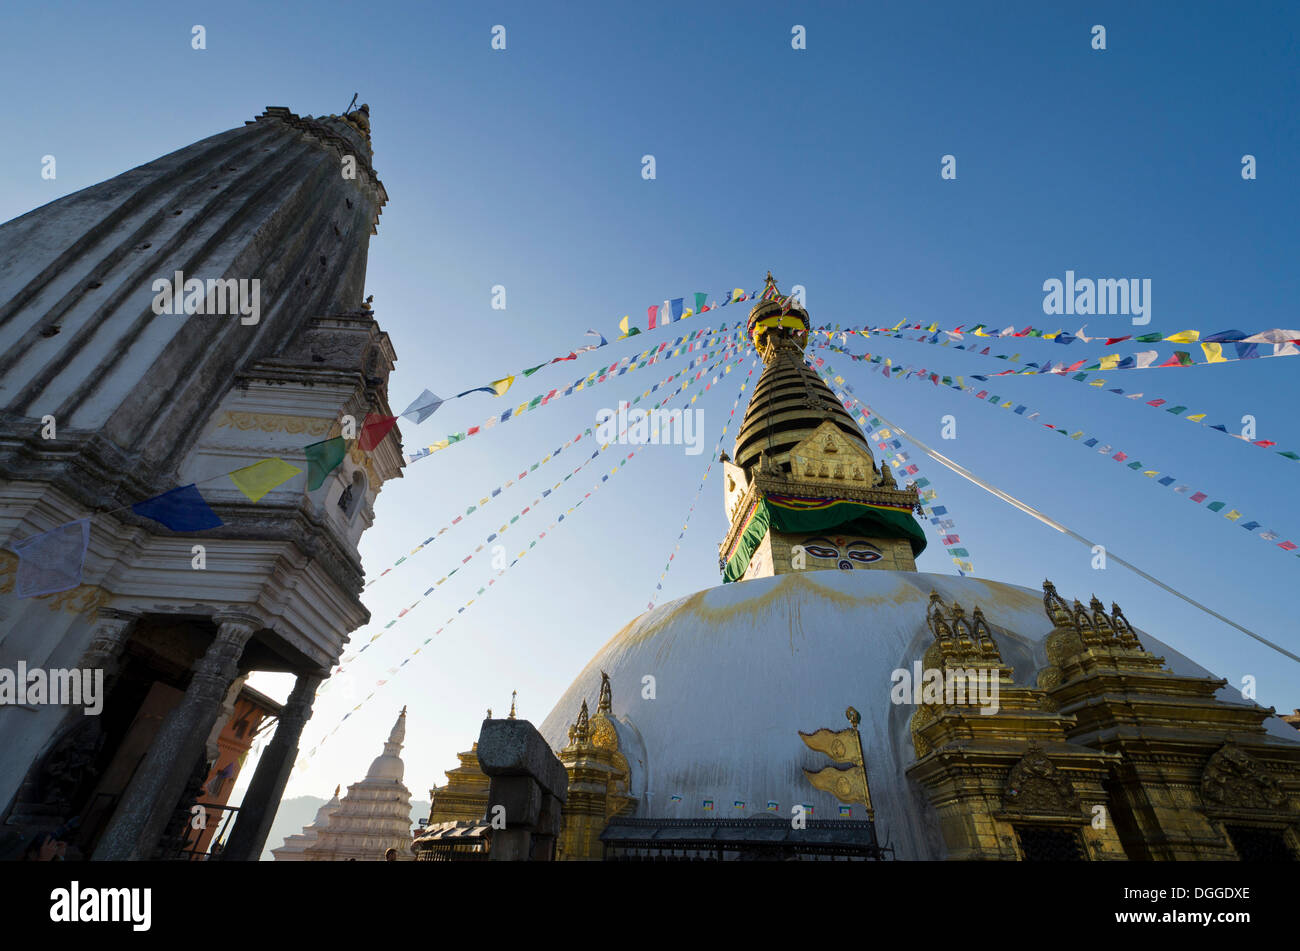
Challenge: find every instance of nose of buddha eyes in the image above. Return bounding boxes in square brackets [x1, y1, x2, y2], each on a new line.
[838, 560, 853, 570]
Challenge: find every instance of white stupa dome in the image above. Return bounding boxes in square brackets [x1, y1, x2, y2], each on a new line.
[539, 569, 1292, 859]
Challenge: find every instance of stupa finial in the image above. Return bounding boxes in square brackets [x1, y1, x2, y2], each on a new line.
[508, 690, 517, 719]
[597, 671, 613, 714]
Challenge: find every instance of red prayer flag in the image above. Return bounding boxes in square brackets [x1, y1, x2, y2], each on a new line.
[647, 305, 659, 329]
[1281, 541, 1298, 552]
[359, 414, 398, 451]
[1190, 492, 1208, 503]
[1105, 336, 1132, 346]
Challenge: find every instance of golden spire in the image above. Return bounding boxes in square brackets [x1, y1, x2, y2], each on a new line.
[567, 699, 591, 749]
[508, 690, 517, 719]
[597, 671, 613, 714]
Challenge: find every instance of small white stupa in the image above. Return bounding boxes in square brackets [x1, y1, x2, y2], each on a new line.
[300, 708, 415, 861]
[271, 786, 342, 861]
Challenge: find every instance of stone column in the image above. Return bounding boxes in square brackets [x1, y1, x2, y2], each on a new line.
[91, 613, 258, 861]
[219, 670, 323, 862]
[78, 607, 140, 690]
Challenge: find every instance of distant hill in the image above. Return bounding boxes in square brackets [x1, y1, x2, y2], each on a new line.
[261, 796, 431, 861]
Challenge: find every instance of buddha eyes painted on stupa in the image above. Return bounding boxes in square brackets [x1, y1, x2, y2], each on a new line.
[802, 537, 882, 570]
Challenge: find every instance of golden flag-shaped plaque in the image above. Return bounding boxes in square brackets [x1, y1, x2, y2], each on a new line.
[803, 764, 872, 813]
[798, 706, 875, 820]
[798, 726, 860, 765]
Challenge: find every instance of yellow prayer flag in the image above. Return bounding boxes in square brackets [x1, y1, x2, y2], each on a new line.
[1089, 379, 1106, 386]
[1098, 354, 1121, 370]
[1201, 342, 1227, 363]
[228, 458, 303, 502]
[618, 315, 632, 337]
[1164, 330, 1199, 343]
[1186, 413, 1207, 422]
[1224, 509, 1242, 521]
[1043, 330, 1061, 339]
[490, 375, 515, 396]
[1143, 470, 1159, 477]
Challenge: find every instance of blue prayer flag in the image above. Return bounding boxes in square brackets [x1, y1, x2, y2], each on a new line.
[133, 484, 223, 531]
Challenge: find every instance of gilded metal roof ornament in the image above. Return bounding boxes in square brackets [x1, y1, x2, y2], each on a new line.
[597, 671, 613, 714]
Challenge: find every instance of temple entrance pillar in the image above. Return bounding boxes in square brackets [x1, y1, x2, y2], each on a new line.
[219, 670, 323, 861]
[91, 614, 258, 861]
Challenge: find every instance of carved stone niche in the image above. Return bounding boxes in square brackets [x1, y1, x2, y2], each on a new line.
[278, 324, 371, 371]
[1200, 743, 1288, 814]
[1001, 747, 1080, 816]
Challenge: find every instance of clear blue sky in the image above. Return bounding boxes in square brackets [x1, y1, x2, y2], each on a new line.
[4, 1, 1298, 812]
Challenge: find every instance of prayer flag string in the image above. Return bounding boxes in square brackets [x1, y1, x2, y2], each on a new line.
[298, 345, 752, 764]
[814, 347, 1300, 563]
[646, 355, 760, 609]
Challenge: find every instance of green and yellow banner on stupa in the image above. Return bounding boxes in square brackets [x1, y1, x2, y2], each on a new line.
[722, 493, 927, 582]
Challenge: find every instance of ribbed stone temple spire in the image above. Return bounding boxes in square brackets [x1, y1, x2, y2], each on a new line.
[0, 103, 389, 495]
[718, 275, 926, 581]
[302, 708, 414, 861]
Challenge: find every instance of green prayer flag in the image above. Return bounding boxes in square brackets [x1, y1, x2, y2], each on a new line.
[522, 364, 546, 376]
[305, 436, 346, 491]
[1207, 501, 1226, 512]
[1166, 405, 1187, 414]
[1136, 333, 1163, 342]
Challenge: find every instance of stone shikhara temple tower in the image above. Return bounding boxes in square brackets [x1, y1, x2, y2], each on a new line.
[0, 103, 400, 860]
[296, 708, 414, 862]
